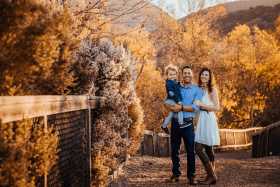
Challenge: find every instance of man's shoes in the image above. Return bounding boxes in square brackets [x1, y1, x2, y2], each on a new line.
[179, 123, 191, 129]
[161, 126, 170, 134]
[188, 176, 198, 185]
[166, 174, 180, 183]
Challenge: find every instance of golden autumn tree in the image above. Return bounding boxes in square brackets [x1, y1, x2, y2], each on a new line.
[150, 0, 226, 71]
[218, 24, 280, 128]
[0, 119, 58, 187]
[259, 14, 280, 126]
[135, 62, 168, 132]
[0, 0, 81, 96]
[274, 15, 280, 43]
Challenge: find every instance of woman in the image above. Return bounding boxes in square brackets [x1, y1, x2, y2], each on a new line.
[193, 68, 220, 185]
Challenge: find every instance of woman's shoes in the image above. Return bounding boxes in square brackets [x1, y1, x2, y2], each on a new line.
[200, 162, 217, 185]
[200, 161, 215, 184]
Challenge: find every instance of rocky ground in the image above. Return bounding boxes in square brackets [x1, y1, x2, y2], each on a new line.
[109, 150, 280, 186]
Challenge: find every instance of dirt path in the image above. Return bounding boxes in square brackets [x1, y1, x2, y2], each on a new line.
[109, 150, 280, 186]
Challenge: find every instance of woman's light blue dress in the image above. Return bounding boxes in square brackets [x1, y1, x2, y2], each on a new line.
[195, 89, 220, 146]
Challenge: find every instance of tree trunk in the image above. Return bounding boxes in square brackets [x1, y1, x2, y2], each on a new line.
[250, 105, 254, 127]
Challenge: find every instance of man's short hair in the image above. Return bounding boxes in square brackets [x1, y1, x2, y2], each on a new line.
[182, 65, 192, 73]
[165, 64, 178, 77]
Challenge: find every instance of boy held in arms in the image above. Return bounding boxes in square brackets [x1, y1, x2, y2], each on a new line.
[161, 65, 186, 135]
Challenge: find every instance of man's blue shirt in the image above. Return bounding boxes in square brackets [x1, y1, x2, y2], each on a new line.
[172, 82, 202, 119]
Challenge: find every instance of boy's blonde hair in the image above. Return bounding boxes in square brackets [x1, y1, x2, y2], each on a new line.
[165, 64, 178, 78]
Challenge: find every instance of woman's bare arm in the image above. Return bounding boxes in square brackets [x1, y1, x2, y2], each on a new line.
[193, 87, 219, 111]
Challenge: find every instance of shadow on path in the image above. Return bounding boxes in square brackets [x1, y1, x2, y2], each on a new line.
[109, 150, 280, 187]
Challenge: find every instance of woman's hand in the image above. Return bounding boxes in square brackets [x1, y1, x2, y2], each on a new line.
[193, 100, 202, 106]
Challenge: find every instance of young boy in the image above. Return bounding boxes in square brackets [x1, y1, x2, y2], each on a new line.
[161, 65, 184, 135]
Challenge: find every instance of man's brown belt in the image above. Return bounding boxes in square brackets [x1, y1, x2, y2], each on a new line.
[172, 117, 193, 122]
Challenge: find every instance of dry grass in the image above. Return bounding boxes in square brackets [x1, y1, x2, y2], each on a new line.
[109, 150, 280, 186]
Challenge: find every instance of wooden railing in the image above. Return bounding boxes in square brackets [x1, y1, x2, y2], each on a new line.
[218, 127, 263, 149]
[140, 127, 263, 157]
[252, 121, 280, 158]
[0, 95, 105, 187]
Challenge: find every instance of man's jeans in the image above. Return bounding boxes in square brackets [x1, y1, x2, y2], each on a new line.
[170, 119, 195, 178]
[162, 99, 184, 127]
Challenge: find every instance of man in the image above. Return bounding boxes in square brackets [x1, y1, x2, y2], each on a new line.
[165, 66, 202, 185]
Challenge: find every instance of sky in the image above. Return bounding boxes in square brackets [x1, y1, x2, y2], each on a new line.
[150, 0, 241, 19]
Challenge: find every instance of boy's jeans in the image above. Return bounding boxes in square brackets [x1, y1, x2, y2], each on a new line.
[162, 99, 183, 127]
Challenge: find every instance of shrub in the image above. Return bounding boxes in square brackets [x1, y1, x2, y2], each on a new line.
[127, 98, 145, 155]
[74, 37, 143, 186]
[0, 119, 58, 187]
[0, 0, 79, 95]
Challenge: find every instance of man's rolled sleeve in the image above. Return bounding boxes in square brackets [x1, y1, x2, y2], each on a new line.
[192, 88, 203, 112]
[191, 104, 200, 112]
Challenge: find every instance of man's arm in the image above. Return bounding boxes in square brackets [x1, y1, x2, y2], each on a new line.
[165, 103, 195, 113]
[191, 88, 203, 112]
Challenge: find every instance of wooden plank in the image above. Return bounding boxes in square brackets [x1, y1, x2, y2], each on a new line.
[144, 130, 153, 136]
[252, 121, 280, 136]
[157, 133, 170, 137]
[266, 129, 269, 157]
[244, 131, 247, 145]
[88, 100, 101, 109]
[0, 97, 104, 123]
[44, 115, 48, 187]
[233, 132, 236, 150]
[0, 95, 91, 105]
[214, 143, 253, 149]
[86, 108, 91, 187]
[219, 127, 263, 132]
[225, 131, 228, 146]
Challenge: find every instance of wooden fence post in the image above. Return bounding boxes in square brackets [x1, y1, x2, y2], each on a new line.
[86, 108, 91, 187]
[244, 131, 247, 145]
[257, 133, 262, 158]
[266, 129, 269, 157]
[44, 115, 48, 187]
[233, 132, 236, 150]
[225, 131, 228, 150]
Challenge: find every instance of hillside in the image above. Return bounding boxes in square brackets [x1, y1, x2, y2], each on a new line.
[225, 0, 280, 13]
[178, 0, 280, 35]
[219, 2, 280, 35]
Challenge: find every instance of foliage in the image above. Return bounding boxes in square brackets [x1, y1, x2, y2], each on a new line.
[217, 25, 280, 128]
[274, 14, 280, 43]
[0, 0, 80, 95]
[0, 119, 58, 187]
[135, 63, 168, 132]
[150, 0, 226, 72]
[127, 98, 145, 155]
[59, 0, 150, 40]
[74, 37, 142, 186]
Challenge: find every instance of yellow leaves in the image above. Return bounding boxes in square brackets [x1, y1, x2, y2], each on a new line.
[0, 119, 58, 186]
[152, 2, 226, 67]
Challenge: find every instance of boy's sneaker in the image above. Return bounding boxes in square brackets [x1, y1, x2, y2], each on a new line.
[161, 126, 170, 134]
[179, 123, 192, 129]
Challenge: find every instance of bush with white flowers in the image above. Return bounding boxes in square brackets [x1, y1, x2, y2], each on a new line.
[73, 38, 144, 186]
